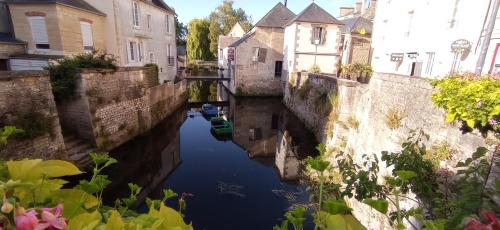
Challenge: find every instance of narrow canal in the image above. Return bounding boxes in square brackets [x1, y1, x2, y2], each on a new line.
[102, 81, 318, 230]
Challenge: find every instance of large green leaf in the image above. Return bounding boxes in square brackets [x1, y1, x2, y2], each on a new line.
[323, 199, 352, 215]
[7, 159, 42, 180]
[318, 212, 366, 230]
[68, 211, 102, 230]
[6, 159, 81, 181]
[363, 199, 389, 214]
[149, 204, 193, 230]
[395, 170, 417, 181]
[104, 211, 124, 230]
[53, 189, 99, 218]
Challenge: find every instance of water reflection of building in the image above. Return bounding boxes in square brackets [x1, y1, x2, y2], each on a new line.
[102, 106, 187, 205]
[220, 85, 318, 180]
[276, 111, 318, 181]
[228, 96, 282, 158]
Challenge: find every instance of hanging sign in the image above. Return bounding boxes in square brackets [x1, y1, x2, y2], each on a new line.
[451, 39, 471, 53]
[391, 53, 404, 62]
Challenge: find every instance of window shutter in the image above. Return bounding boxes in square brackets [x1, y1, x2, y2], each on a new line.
[80, 22, 94, 49]
[321, 28, 327, 44]
[310, 28, 315, 44]
[258, 48, 267, 62]
[29, 17, 49, 44]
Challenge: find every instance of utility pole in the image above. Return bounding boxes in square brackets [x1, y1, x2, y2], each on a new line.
[476, 0, 500, 74]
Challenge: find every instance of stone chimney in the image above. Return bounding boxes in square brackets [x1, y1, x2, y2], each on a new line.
[340, 7, 355, 17]
[355, 2, 362, 13]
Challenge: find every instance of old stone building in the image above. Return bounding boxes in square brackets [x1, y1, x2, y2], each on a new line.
[220, 3, 295, 96]
[6, 0, 106, 70]
[84, 0, 178, 82]
[338, 0, 376, 65]
[0, 0, 25, 70]
[283, 3, 343, 80]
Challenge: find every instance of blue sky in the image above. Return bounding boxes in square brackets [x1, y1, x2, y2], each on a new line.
[168, 0, 358, 24]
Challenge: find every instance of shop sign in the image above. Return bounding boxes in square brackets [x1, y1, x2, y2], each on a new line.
[391, 53, 404, 62]
[451, 39, 472, 53]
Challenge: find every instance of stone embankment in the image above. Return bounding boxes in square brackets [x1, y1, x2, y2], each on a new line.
[284, 72, 492, 229]
[0, 67, 188, 168]
[0, 71, 66, 159]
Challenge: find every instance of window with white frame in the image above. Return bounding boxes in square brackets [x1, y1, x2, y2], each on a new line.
[138, 42, 144, 62]
[312, 26, 326, 45]
[147, 14, 152, 29]
[80, 22, 94, 52]
[166, 15, 170, 34]
[28, 16, 50, 49]
[425, 52, 435, 75]
[128, 41, 138, 62]
[167, 44, 174, 66]
[132, 1, 140, 27]
[149, 51, 155, 63]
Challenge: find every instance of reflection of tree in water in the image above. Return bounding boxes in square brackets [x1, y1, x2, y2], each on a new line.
[189, 81, 218, 102]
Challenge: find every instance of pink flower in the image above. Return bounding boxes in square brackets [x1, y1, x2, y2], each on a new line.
[15, 208, 38, 230]
[35, 204, 67, 230]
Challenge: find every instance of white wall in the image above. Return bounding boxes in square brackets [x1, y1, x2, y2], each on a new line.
[284, 22, 342, 76]
[84, 0, 177, 82]
[371, 0, 494, 78]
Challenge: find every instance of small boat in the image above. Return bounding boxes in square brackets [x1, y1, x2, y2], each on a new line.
[201, 104, 218, 116]
[210, 118, 233, 135]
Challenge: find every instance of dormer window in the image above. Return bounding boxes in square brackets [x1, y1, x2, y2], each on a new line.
[28, 16, 50, 49]
[312, 26, 326, 45]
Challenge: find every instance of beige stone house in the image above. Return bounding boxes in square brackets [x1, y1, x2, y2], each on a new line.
[0, 0, 25, 70]
[6, 0, 106, 70]
[220, 3, 295, 96]
[84, 0, 177, 82]
[283, 3, 343, 79]
[338, 0, 377, 65]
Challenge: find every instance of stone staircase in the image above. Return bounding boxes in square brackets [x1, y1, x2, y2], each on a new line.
[64, 135, 96, 169]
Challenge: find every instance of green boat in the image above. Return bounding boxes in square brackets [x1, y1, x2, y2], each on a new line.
[210, 117, 233, 135]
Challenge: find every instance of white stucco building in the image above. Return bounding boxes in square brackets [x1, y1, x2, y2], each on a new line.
[283, 3, 343, 80]
[371, 0, 499, 78]
[85, 0, 177, 82]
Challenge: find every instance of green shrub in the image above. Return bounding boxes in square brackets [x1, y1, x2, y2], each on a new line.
[432, 75, 500, 133]
[48, 52, 117, 101]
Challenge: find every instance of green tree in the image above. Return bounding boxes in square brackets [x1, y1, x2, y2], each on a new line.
[187, 18, 213, 61]
[208, 0, 252, 57]
[175, 17, 188, 46]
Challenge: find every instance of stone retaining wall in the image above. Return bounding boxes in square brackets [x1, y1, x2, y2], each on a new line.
[284, 72, 491, 229]
[58, 68, 188, 151]
[0, 71, 66, 159]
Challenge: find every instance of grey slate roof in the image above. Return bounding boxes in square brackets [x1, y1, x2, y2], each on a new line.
[341, 16, 372, 34]
[177, 46, 186, 56]
[152, 0, 175, 14]
[228, 31, 255, 47]
[0, 33, 25, 44]
[287, 2, 343, 26]
[255, 2, 296, 28]
[6, 0, 105, 16]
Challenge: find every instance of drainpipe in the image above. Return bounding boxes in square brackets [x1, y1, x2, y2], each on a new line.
[475, 0, 500, 75]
